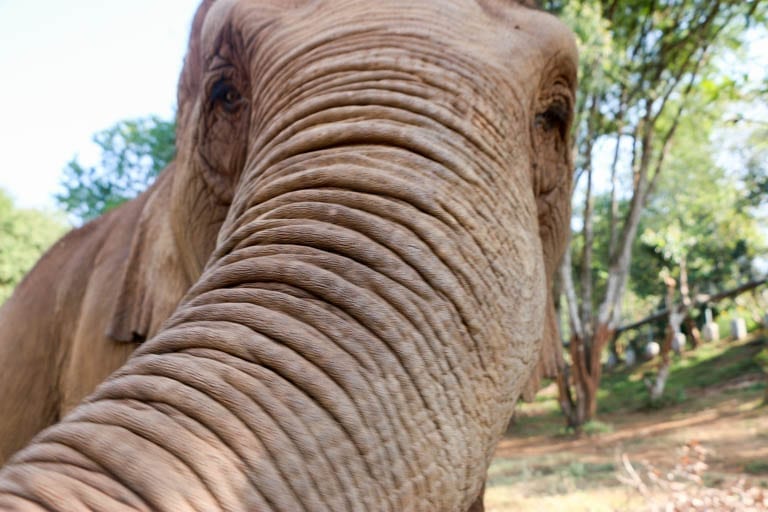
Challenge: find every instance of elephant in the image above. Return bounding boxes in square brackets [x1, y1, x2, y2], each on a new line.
[0, 0, 576, 510]
[0, 5, 237, 464]
[0, 165, 195, 464]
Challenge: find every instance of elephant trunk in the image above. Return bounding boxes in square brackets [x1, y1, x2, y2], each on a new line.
[0, 72, 548, 512]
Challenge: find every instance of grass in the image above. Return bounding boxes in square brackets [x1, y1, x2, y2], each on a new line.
[487, 329, 768, 511]
[487, 457, 616, 488]
[509, 333, 767, 439]
[581, 420, 615, 435]
[597, 335, 766, 414]
[559, 419, 615, 437]
[745, 460, 768, 475]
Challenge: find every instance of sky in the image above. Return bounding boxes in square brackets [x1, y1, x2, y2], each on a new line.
[0, 0, 201, 211]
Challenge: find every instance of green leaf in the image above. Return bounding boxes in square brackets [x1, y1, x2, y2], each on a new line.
[55, 116, 176, 223]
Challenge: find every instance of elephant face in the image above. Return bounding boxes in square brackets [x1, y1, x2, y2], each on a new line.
[0, 1, 576, 510]
[169, 0, 575, 281]
[170, 0, 573, 496]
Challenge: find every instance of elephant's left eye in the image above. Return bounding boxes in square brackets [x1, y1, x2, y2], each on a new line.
[535, 102, 568, 138]
[210, 78, 243, 114]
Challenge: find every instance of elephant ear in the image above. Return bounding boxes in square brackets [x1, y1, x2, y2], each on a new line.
[109, 0, 220, 342]
[176, 0, 218, 134]
[520, 287, 564, 402]
[107, 168, 190, 343]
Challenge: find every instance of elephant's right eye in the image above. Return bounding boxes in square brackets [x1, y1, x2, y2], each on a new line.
[210, 78, 243, 114]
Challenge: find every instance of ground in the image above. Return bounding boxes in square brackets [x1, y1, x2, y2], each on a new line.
[487, 331, 768, 511]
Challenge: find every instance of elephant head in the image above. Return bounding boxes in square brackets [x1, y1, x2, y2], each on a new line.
[0, 0, 576, 510]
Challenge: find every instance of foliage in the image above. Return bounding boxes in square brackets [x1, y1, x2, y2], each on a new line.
[634, 95, 766, 300]
[569, 88, 766, 322]
[733, 125, 768, 210]
[0, 190, 68, 304]
[756, 348, 768, 371]
[572, 0, 766, 325]
[555, 0, 767, 428]
[744, 460, 768, 475]
[56, 116, 175, 223]
[756, 347, 768, 405]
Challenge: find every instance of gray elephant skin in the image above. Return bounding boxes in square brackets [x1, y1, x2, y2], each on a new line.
[0, 0, 576, 510]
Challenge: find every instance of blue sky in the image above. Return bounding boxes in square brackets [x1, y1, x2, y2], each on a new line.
[0, 0, 200, 211]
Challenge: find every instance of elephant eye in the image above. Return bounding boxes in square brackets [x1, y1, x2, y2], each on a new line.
[210, 78, 243, 114]
[535, 102, 568, 138]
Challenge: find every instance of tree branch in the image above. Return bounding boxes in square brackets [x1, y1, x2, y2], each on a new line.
[616, 278, 768, 334]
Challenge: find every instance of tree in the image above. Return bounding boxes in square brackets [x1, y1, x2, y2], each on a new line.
[638, 85, 764, 284]
[555, 0, 766, 429]
[758, 347, 768, 405]
[56, 116, 175, 223]
[0, 190, 68, 304]
[726, 46, 768, 210]
[741, 126, 768, 208]
[636, 113, 766, 402]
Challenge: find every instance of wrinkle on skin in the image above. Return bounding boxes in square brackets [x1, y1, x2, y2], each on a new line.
[201, 0, 239, 55]
[0, 1, 576, 510]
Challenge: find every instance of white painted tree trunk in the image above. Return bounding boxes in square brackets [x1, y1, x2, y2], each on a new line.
[650, 258, 690, 404]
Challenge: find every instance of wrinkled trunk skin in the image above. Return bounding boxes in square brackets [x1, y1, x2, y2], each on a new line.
[0, 2, 575, 510]
[467, 484, 485, 512]
[0, 148, 544, 511]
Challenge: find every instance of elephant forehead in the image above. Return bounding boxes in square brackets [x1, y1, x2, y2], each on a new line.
[205, 0, 576, 80]
[203, 0, 317, 45]
[201, 0, 239, 52]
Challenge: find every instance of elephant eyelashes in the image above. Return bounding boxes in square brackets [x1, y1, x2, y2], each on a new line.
[210, 78, 244, 114]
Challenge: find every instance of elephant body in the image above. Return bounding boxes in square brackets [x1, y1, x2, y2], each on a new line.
[0, 193, 139, 460]
[0, 170, 193, 462]
[0, 1, 576, 510]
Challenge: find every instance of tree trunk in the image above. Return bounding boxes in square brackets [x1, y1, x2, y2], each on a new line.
[649, 325, 675, 404]
[588, 323, 614, 419]
[650, 266, 687, 404]
[615, 279, 768, 335]
[608, 335, 621, 366]
[562, 324, 614, 428]
[685, 315, 702, 349]
[649, 361, 671, 404]
[556, 366, 578, 429]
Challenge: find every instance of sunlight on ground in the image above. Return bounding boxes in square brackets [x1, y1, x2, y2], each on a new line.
[485, 486, 643, 512]
[486, 334, 768, 511]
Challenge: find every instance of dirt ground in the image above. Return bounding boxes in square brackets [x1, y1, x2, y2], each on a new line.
[485, 364, 768, 510]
